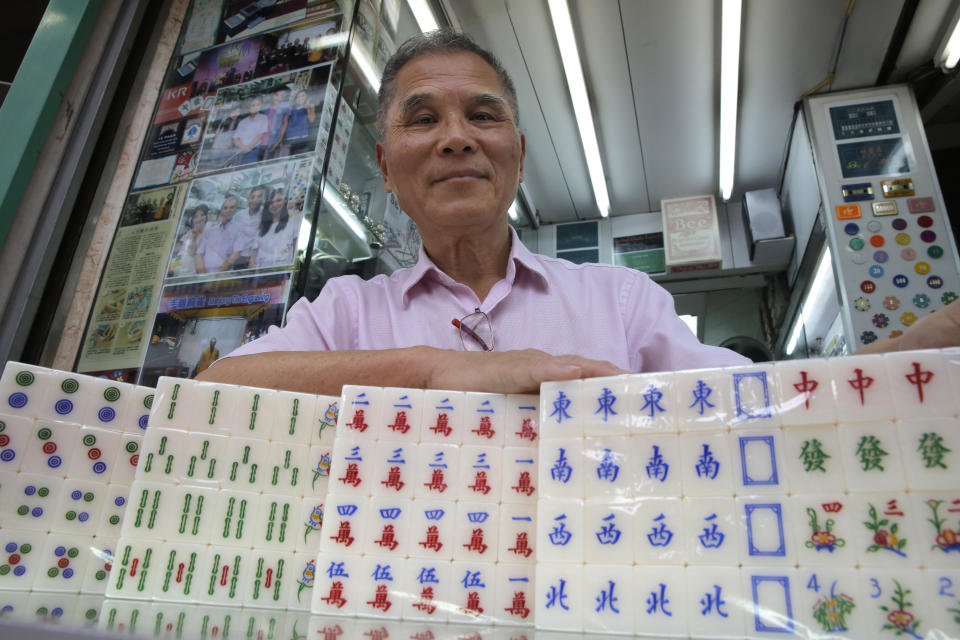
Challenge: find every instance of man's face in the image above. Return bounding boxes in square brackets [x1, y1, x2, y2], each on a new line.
[219, 198, 238, 223]
[376, 51, 525, 240]
[249, 97, 263, 116]
[273, 89, 287, 105]
[248, 188, 266, 213]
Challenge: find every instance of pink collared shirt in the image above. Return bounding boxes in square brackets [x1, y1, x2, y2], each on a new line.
[226, 227, 747, 372]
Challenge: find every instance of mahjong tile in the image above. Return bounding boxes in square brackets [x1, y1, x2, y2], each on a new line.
[229, 386, 281, 440]
[673, 368, 731, 431]
[685, 566, 747, 639]
[793, 568, 868, 639]
[632, 434, 682, 496]
[1, 472, 62, 531]
[137, 427, 188, 484]
[679, 430, 735, 497]
[338, 386, 382, 439]
[458, 445, 501, 503]
[49, 479, 107, 536]
[328, 438, 374, 497]
[148, 377, 190, 429]
[243, 548, 297, 609]
[737, 497, 797, 566]
[910, 492, 960, 569]
[420, 390, 464, 444]
[897, 418, 960, 490]
[253, 493, 299, 550]
[378, 388, 423, 442]
[365, 497, 412, 556]
[791, 493, 857, 568]
[311, 552, 361, 616]
[774, 358, 838, 427]
[501, 447, 538, 503]
[22, 418, 77, 476]
[32, 533, 93, 593]
[272, 390, 317, 444]
[264, 440, 309, 496]
[850, 493, 920, 568]
[305, 444, 332, 498]
[537, 499, 583, 564]
[0, 362, 53, 419]
[504, 393, 539, 446]
[80, 536, 115, 594]
[288, 552, 317, 611]
[75, 378, 135, 430]
[0, 531, 42, 590]
[126, 386, 153, 434]
[311, 394, 340, 446]
[733, 429, 790, 495]
[837, 421, 907, 492]
[105, 538, 161, 600]
[371, 442, 417, 498]
[683, 497, 740, 567]
[535, 563, 583, 632]
[781, 424, 845, 494]
[539, 380, 584, 439]
[180, 431, 229, 487]
[583, 500, 635, 565]
[830, 355, 896, 423]
[462, 392, 505, 445]
[96, 484, 130, 538]
[856, 568, 928, 640]
[198, 546, 249, 606]
[319, 494, 367, 555]
[0, 415, 32, 472]
[356, 556, 404, 620]
[582, 564, 634, 634]
[628, 372, 680, 433]
[67, 426, 121, 482]
[162, 484, 218, 545]
[918, 568, 960, 637]
[633, 565, 688, 636]
[634, 497, 684, 565]
[408, 498, 455, 560]
[453, 502, 499, 562]
[121, 481, 176, 542]
[581, 376, 630, 435]
[885, 350, 957, 419]
[223, 436, 271, 490]
[402, 559, 451, 623]
[207, 489, 258, 549]
[297, 497, 325, 553]
[448, 561, 494, 624]
[411, 443, 459, 500]
[724, 364, 781, 429]
[498, 503, 536, 564]
[740, 568, 799, 637]
[539, 438, 584, 500]
[152, 541, 207, 603]
[584, 435, 634, 500]
[110, 433, 141, 486]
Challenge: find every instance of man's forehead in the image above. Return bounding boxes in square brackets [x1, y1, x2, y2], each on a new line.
[390, 52, 506, 104]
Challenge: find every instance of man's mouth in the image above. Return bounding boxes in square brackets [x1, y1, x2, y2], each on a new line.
[434, 170, 486, 184]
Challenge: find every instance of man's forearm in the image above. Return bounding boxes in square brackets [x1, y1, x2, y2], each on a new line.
[197, 347, 435, 395]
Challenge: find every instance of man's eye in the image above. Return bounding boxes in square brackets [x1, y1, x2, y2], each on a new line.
[472, 112, 494, 121]
[410, 115, 434, 125]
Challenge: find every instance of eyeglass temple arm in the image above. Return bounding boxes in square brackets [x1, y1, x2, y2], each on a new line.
[451, 318, 492, 352]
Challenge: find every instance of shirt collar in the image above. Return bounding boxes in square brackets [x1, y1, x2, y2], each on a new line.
[399, 226, 549, 305]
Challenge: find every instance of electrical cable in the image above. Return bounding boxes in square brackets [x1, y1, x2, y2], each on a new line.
[800, 0, 856, 98]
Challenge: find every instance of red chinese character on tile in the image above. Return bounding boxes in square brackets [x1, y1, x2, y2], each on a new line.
[508, 532, 533, 558]
[905, 362, 934, 403]
[318, 624, 343, 640]
[338, 463, 361, 487]
[374, 525, 398, 551]
[348, 410, 369, 432]
[381, 466, 404, 491]
[321, 582, 347, 608]
[511, 471, 535, 497]
[793, 371, 819, 410]
[419, 526, 443, 552]
[463, 528, 488, 554]
[884, 499, 904, 516]
[847, 368, 874, 405]
[463, 591, 484, 615]
[410, 632, 435, 640]
[948, 499, 960, 514]
[330, 521, 355, 547]
[430, 414, 451, 437]
[471, 416, 495, 439]
[366, 584, 392, 612]
[505, 591, 531, 619]
[363, 627, 389, 640]
[388, 411, 410, 434]
[516, 418, 537, 442]
[412, 587, 437, 614]
[468, 471, 491, 495]
[424, 469, 448, 493]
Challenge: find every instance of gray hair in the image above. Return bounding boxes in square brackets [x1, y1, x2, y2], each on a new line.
[376, 29, 518, 135]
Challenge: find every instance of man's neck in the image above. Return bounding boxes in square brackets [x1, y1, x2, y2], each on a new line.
[422, 224, 512, 302]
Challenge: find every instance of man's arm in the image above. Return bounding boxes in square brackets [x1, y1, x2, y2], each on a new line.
[197, 346, 627, 396]
[855, 298, 960, 355]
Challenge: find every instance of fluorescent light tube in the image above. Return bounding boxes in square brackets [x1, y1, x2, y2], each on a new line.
[323, 183, 368, 242]
[719, 0, 742, 201]
[936, 4, 960, 70]
[408, 0, 439, 32]
[547, 0, 610, 218]
[786, 246, 833, 355]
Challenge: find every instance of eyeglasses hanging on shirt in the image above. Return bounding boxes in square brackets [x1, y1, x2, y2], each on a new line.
[452, 308, 494, 351]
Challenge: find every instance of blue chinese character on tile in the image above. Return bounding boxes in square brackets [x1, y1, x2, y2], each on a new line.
[417, 568, 439, 584]
[645, 445, 669, 482]
[695, 443, 720, 480]
[701, 585, 729, 617]
[645, 583, 672, 616]
[387, 448, 405, 464]
[345, 446, 362, 461]
[550, 391, 572, 423]
[549, 515, 572, 546]
[326, 561, 349, 578]
[461, 570, 485, 589]
[689, 380, 715, 415]
[647, 513, 673, 547]
[371, 564, 394, 581]
[596, 514, 621, 545]
[698, 514, 725, 549]
[394, 395, 412, 409]
[640, 384, 666, 418]
[472, 452, 490, 469]
[594, 387, 618, 422]
[595, 580, 620, 613]
[596, 448, 620, 482]
[550, 448, 572, 483]
[429, 452, 447, 468]
[545, 579, 570, 611]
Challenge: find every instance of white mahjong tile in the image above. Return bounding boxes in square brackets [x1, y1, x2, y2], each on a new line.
[371, 442, 417, 499]
[253, 493, 299, 550]
[137, 427, 188, 484]
[1, 472, 62, 531]
[535, 563, 583, 632]
[0, 415, 33, 472]
[537, 499, 584, 564]
[208, 488, 258, 549]
[184, 381, 243, 435]
[673, 368, 731, 431]
[448, 561, 496, 624]
[80, 536, 115, 594]
[151, 541, 207, 603]
[296, 497, 326, 553]
[793, 568, 868, 639]
[24, 590, 79, 624]
[319, 494, 367, 555]
[724, 364, 781, 429]
[538, 438, 584, 500]
[634, 497, 684, 565]
[411, 443, 459, 500]
[909, 492, 960, 569]
[198, 546, 249, 606]
[631, 434, 682, 496]
[849, 492, 920, 568]
[539, 379, 584, 439]
[918, 568, 960, 637]
[364, 496, 411, 556]
[781, 424, 845, 494]
[420, 390, 464, 444]
[678, 430, 735, 497]
[328, 437, 375, 496]
[74, 378, 135, 430]
[356, 556, 404, 620]
[856, 569, 928, 640]
[378, 388, 423, 442]
[501, 447, 538, 504]
[0, 531, 43, 590]
[504, 393, 539, 446]
[0, 588, 31, 621]
[790, 493, 858, 568]
[407, 498, 455, 560]
[732, 429, 790, 495]
[180, 431, 229, 487]
[271, 390, 316, 444]
[0, 362, 53, 420]
[884, 350, 957, 419]
[149, 377, 190, 429]
[311, 394, 340, 446]
[685, 566, 747, 639]
[288, 552, 318, 611]
[837, 421, 907, 492]
[166, 484, 220, 545]
[683, 497, 740, 567]
[21, 418, 77, 476]
[585, 499, 637, 566]
[338, 385, 383, 439]
[584, 435, 634, 500]
[224, 436, 271, 490]
[41, 371, 91, 423]
[737, 497, 797, 567]
[264, 440, 309, 497]
[897, 418, 960, 490]
[95, 483, 130, 538]
[830, 355, 896, 423]
[49, 479, 107, 536]
[120, 481, 178, 542]
[305, 444, 332, 499]
[498, 503, 536, 564]
[462, 392, 505, 446]
[458, 445, 501, 503]
[633, 564, 688, 636]
[454, 502, 499, 562]
[774, 358, 838, 427]
[243, 548, 297, 609]
[628, 372, 681, 434]
[402, 559, 451, 622]
[492, 562, 535, 627]
[105, 538, 162, 600]
[581, 376, 630, 435]
[110, 433, 141, 486]
[98, 596, 152, 632]
[66, 426, 122, 482]
[582, 564, 634, 635]
[740, 567, 799, 638]
[126, 386, 153, 434]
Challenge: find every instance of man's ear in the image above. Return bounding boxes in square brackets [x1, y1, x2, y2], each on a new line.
[375, 141, 393, 193]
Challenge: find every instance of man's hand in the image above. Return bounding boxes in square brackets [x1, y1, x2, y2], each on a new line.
[856, 298, 960, 354]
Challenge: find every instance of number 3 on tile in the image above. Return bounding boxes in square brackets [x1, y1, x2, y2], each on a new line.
[870, 578, 881, 598]
[939, 577, 955, 597]
[806, 574, 819, 592]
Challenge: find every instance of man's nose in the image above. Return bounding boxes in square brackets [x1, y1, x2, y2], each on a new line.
[439, 116, 474, 154]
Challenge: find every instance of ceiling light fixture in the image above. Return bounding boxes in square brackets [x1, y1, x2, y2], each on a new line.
[719, 0, 742, 202]
[351, 43, 381, 92]
[323, 182, 368, 242]
[547, 0, 610, 218]
[408, 0, 439, 32]
[935, 2, 960, 71]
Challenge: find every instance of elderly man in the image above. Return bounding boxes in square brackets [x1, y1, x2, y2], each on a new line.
[201, 30, 960, 395]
